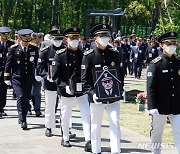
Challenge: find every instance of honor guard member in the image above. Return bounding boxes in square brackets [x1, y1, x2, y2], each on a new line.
[147, 32, 180, 154]
[4, 29, 39, 129]
[36, 27, 66, 137]
[81, 24, 124, 154]
[52, 27, 91, 151]
[0, 26, 14, 117]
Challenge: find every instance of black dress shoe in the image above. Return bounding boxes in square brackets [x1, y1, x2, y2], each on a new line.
[45, 128, 52, 137]
[61, 139, 71, 147]
[21, 122, 27, 130]
[18, 119, 22, 124]
[55, 120, 59, 123]
[27, 111, 32, 115]
[84, 140, 92, 152]
[35, 111, 42, 117]
[0, 113, 2, 118]
[69, 131, 76, 139]
[2, 111, 7, 116]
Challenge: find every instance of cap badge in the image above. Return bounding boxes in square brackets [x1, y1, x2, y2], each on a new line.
[170, 32, 174, 36]
[102, 25, 106, 29]
[73, 27, 77, 31]
[57, 30, 60, 34]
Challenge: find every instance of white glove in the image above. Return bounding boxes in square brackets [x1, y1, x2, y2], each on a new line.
[35, 76, 43, 82]
[93, 94, 102, 104]
[4, 80, 11, 86]
[130, 59, 133, 62]
[66, 86, 73, 95]
[47, 75, 53, 82]
[149, 109, 159, 116]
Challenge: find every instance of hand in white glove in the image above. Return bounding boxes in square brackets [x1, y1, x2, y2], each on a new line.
[130, 59, 133, 62]
[66, 86, 73, 95]
[93, 94, 102, 104]
[149, 109, 159, 116]
[4, 80, 11, 86]
[35, 76, 43, 82]
[47, 75, 53, 82]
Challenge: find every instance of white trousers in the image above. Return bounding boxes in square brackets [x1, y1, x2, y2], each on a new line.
[91, 101, 121, 154]
[45, 90, 57, 128]
[150, 114, 180, 154]
[61, 94, 91, 142]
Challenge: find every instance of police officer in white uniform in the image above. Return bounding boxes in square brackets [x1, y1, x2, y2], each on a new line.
[52, 27, 91, 151]
[81, 24, 124, 154]
[147, 32, 180, 154]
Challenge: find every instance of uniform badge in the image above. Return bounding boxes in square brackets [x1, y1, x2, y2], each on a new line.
[81, 65, 85, 69]
[178, 70, 180, 75]
[52, 61, 56, 66]
[17, 60, 20, 64]
[111, 62, 115, 66]
[30, 51, 35, 56]
[73, 27, 77, 31]
[147, 72, 152, 77]
[0, 53, 2, 58]
[30, 56, 34, 62]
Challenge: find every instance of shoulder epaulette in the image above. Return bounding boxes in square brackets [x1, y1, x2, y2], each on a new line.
[56, 48, 66, 54]
[30, 42, 37, 47]
[10, 44, 18, 48]
[40, 46, 49, 52]
[152, 56, 162, 64]
[8, 39, 15, 43]
[83, 49, 94, 55]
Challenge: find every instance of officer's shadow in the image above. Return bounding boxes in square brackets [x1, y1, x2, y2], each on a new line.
[27, 123, 45, 130]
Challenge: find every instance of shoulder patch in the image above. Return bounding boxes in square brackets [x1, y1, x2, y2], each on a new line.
[40, 46, 49, 52]
[83, 49, 94, 55]
[56, 48, 66, 54]
[152, 56, 162, 64]
[175, 54, 180, 60]
[10, 44, 18, 48]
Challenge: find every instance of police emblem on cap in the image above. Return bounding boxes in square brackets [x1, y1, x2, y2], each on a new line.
[170, 32, 174, 36]
[57, 30, 60, 34]
[102, 25, 106, 29]
[178, 70, 180, 75]
[111, 61, 115, 66]
[73, 27, 77, 31]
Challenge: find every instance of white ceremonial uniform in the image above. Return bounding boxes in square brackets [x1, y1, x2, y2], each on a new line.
[91, 101, 121, 154]
[151, 114, 180, 154]
[45, 90, 57, 128]
[61, 94, 91, 142]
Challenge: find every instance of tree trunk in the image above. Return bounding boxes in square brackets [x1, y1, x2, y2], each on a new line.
[164, 0, 173, 24]
[151, 0, 159, 32]
[12, 0, 20, 32]
[3, 0, 10, 26]
[51, 0, 57, 27]
[158, 0, 165, 32]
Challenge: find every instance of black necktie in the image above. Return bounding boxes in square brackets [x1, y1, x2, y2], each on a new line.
[24, 47, 27, 53]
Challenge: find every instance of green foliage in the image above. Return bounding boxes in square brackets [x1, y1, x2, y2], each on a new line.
[0, 0, 179, 37]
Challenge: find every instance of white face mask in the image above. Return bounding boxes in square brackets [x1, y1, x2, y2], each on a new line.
[52, 40, 62, 47]
[69, 39, 79, 48]
[97, 37, 110, 47]
[165, 45, 177, 55]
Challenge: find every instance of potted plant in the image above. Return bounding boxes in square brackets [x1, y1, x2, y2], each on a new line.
[135, 92, 147, 111]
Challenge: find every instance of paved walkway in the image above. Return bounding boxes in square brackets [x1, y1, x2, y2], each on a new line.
[0, 69, 178, 154]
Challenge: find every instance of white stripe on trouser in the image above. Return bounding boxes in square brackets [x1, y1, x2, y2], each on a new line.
[91, 101, 121, 154]
[150, 114, 180, 154]
[61, 94, 91, 142]
[45, 90, 57, 128]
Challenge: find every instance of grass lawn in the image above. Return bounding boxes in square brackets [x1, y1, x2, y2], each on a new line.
[119, 102, 174, 143]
